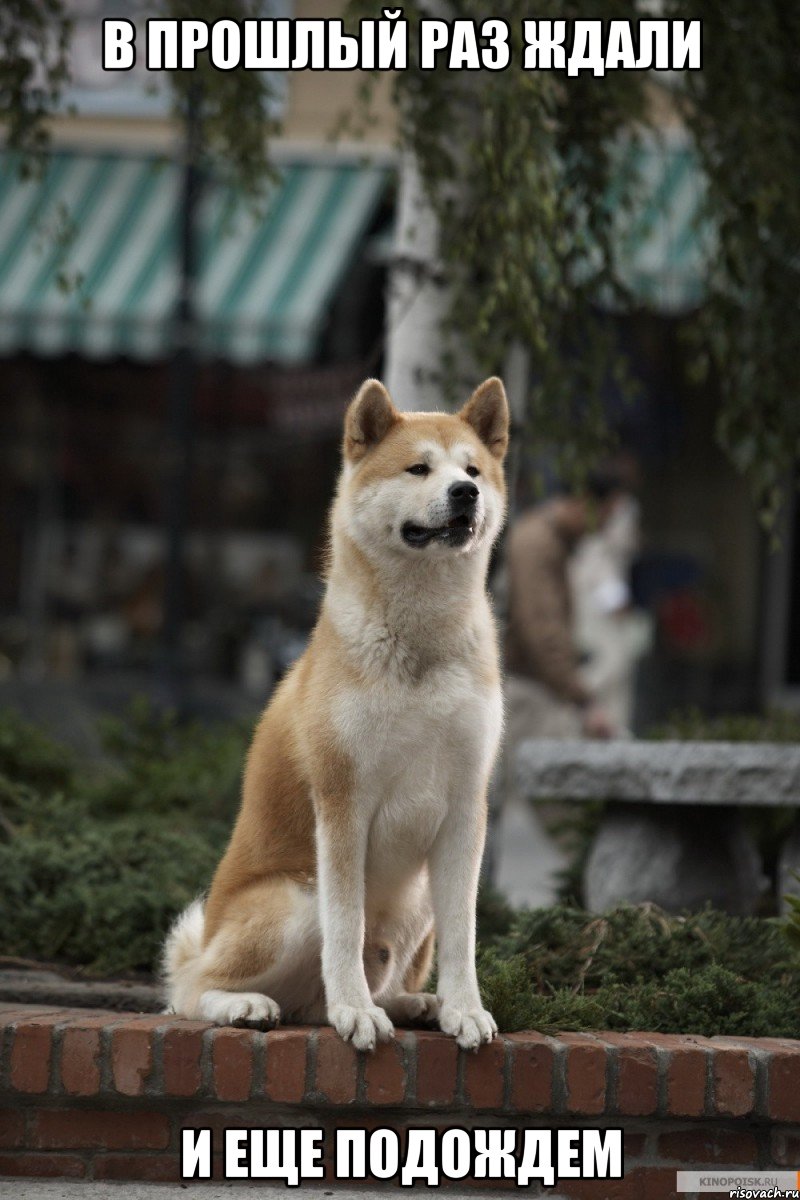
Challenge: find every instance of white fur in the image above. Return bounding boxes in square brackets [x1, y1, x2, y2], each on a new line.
[199, 990, 280, 1027]
[161, 897, 204, 993]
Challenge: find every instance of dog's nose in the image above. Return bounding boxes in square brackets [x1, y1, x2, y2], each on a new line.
[448, 480, 479, 508]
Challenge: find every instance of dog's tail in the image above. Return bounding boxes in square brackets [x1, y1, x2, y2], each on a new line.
[161, 898, 206, 1014]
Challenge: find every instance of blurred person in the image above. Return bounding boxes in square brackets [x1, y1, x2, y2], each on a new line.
[488, 470, 628, 908]
[489, 469, 628, 908]
[570, 490, 653, 733]
[503, 469, 627, 743]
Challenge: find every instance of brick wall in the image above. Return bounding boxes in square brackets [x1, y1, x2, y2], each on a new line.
[1, 1004, 799, 1196]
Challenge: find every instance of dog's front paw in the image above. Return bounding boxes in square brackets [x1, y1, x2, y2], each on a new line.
[199, 989, 281, 1029]
[329, 1003, 394, 1051]
[438, 1002, 497, 1050]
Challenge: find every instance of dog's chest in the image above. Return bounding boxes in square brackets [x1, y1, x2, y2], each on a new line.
[335, 659, 495, 777]
[332, 661, 501, 877]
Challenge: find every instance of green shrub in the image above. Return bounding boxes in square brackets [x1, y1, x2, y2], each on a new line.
[0, 701, 246, 975]
[0, 707, 74, 791]
[648, 707, 800, 743]
[90, 697, 248, 820]
[494, 903, 795, 990]
[478, 958, 800, 1040]
[475, 903, 800, 1037]
[785, 874, 800, 954]
[0, 812, 226, 974]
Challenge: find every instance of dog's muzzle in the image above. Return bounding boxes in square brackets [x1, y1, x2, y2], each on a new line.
[401, 482, 480, 548]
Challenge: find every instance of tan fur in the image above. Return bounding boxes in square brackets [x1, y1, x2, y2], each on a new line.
[163, 377, 509, 1050]
[404, 928, 436, 993]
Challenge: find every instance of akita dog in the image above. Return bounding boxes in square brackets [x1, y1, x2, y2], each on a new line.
[163, 376, 509, 1051]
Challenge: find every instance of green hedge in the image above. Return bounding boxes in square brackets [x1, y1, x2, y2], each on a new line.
[475, 891, 800, 1038]
[0, 702, 247, 974]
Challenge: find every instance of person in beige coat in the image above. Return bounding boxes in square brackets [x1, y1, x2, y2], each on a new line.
[504, 476, 626, 743]
[490, 474, 627, 906]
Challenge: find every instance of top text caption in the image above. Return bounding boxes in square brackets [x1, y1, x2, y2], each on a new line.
[103, 11, 703, 75]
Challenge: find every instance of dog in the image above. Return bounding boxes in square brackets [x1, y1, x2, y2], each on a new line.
[163, 376, 509, 1051]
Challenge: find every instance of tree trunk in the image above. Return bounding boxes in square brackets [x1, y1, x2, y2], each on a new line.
[383, 151, 451, 412]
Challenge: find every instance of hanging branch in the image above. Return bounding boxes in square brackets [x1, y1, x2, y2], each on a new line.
[350, 0, 800, 516]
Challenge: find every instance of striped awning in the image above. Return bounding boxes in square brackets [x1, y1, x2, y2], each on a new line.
[0, 151, 389, 363]
[610, 133, 711, 313]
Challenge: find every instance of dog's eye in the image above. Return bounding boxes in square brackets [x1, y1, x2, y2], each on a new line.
[406, 463, 430, 476]
[466, 465, 480, 478]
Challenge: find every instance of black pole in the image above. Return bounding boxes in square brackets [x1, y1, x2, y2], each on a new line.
[160, 86, 203, 714]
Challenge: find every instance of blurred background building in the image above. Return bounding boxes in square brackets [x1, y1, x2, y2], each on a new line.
[0, 0, 796, 729]
[0, 0, 399, 718]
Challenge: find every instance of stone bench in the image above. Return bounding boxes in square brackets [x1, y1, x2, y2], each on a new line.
[516, 740, 800, 914]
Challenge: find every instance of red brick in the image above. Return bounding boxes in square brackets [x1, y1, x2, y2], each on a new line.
[263, 1029, 308, 1103]
[459, 1178, 511, 1193]
[658, 1128, 758, 1165]
[178, 1110, 248, 1140]
[363, 1035, 407, 1105]
[508, 1033, 554, 1113]
[415, 1032, 458, 1106]
[603, 1034, 658, 1116]
[111, 1025, 155, 1096]
[0, 1152, 86, 1178]
[0, 1107, 25, 1148]
[464, 1036, 506, 1110]
[315, 1029, 358, 1104]
[712, 1035, 782, 1052]
[60, 1027, 102, 1097]
[771, 1129, 800, 1166]
[666, 1045, 707, 1118]
[10, 1016, 63, 1093]
[17, 1003, 112, 1022]
[712, 1048, 755, 1117]
[624, 1132, 647, 1160]
[559, 1176, 645, 1200]
[12, 1006, 149, 1029]
[31, 1109, 170, 1151]
[321, 1159, 337, 1185]
[61, 1013, 121, 1032]
[94, 1153, 181, 1182]
[162, 1022, 207, 1097]
[743, 1036, 800, 1052]
[641, 1166, 682, 1200]
[631, 1032, 709, 1119]
[330, 1115, 396, 1137]
[211, 1027, 254, 1102]
[0, 1005, 63, 1024]
[769, 1048, 800, 1122]
[562, 1033, 606, 1115]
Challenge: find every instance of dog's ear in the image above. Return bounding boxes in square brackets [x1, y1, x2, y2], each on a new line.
[459, 377, 509, 460]
[344, 379, 400, 462]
